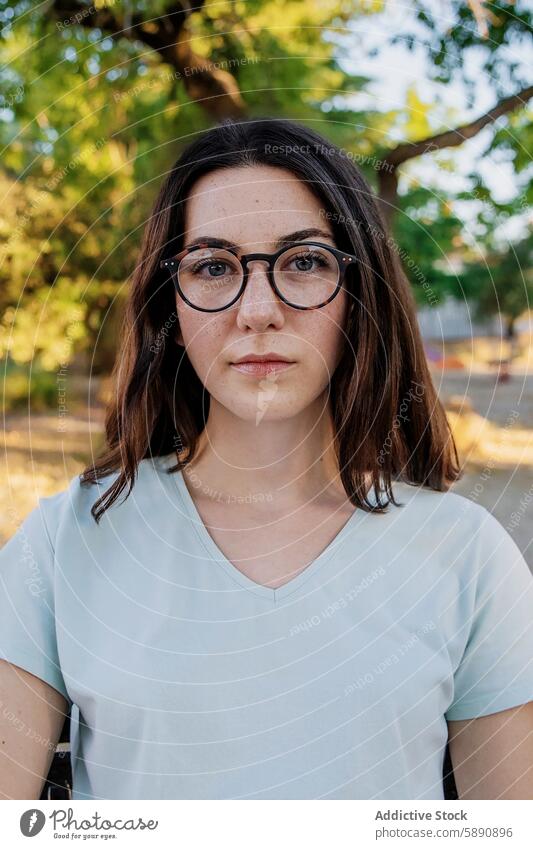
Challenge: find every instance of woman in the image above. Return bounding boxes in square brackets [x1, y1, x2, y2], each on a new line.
[1, 118, 532, 801]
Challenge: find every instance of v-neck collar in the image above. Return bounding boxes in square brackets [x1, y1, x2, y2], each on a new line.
[159, 455, 368, 603]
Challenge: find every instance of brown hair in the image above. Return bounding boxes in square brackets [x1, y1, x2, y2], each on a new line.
[80, 117, 461, 522]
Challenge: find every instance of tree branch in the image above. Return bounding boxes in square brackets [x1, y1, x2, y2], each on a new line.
[51, 1, 246, 120]
[377, 84, 533, 228]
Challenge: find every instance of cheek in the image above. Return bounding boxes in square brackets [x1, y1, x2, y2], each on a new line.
[176, 303, 230, 381]
[298, 296, 349, 378]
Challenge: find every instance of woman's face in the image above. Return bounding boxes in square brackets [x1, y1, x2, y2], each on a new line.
[175, 164, 350, 423]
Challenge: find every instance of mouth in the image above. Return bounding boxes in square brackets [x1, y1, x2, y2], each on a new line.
[229, 353, 296, 377]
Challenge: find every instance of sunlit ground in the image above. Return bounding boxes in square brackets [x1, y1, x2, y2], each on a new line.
[0, 407, 105, 544]
[2, 370, 533, 568]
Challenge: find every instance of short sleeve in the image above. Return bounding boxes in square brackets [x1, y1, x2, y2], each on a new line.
[445, 508, 533, 721]
[0, 497, 72, 705]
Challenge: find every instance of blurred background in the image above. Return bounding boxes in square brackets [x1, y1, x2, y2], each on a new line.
[1, 1, 532, 564]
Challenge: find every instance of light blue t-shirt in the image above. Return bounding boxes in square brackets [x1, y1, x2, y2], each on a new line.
[1, 453, 533, 800]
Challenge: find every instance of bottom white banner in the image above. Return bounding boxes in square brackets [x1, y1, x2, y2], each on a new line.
[1, 799, 532, 848]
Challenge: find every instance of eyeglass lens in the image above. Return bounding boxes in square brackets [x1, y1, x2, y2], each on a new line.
[176, 244, 340, 310]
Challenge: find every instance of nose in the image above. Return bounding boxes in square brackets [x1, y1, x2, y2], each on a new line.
[234, 258, 285, 331]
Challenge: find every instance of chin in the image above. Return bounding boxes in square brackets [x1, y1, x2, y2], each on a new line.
[215, 392, 311, 424]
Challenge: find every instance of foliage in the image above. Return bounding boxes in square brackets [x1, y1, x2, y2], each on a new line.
[0, 0, 530, 399]
[2, 359, 58, 411]
[461, 230, 533, 335]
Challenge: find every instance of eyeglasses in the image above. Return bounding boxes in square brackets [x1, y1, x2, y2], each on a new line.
[159, 240, 359, 312]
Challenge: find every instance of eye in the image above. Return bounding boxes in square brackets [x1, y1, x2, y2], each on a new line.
[189, 258, 232, 277]
[283, 250, 332, 273]
[185, 254, 241, 279]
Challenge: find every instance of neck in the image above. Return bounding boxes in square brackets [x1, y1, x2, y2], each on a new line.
[178, 391, 346, 509]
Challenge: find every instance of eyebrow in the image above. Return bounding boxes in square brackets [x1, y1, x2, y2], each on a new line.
[182, 228, 335, 252]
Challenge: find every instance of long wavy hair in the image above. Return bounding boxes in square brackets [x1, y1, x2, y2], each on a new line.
[80, 116, 462, 522]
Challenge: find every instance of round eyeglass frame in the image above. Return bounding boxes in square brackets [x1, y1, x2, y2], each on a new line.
[159, 240, 359, 312]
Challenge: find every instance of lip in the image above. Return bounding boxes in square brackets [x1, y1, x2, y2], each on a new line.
[229, 352, 296, 377]
[231, 352, 294, 364]
[230, 361, 296, 376]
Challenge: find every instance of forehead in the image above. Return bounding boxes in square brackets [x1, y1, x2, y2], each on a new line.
[183, 164, 331, 244]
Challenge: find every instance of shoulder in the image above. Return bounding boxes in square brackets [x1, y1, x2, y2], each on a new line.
[386, 479, 489, 530]
[374, 483, 533, 617]
[38, 453, 173, 535]
[382, 479, 512, 563]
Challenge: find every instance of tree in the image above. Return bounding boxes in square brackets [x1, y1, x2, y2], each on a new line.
[462, 231, 533, 344]
[377, 86, 533, 228]
[367, 0, 533, 224]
